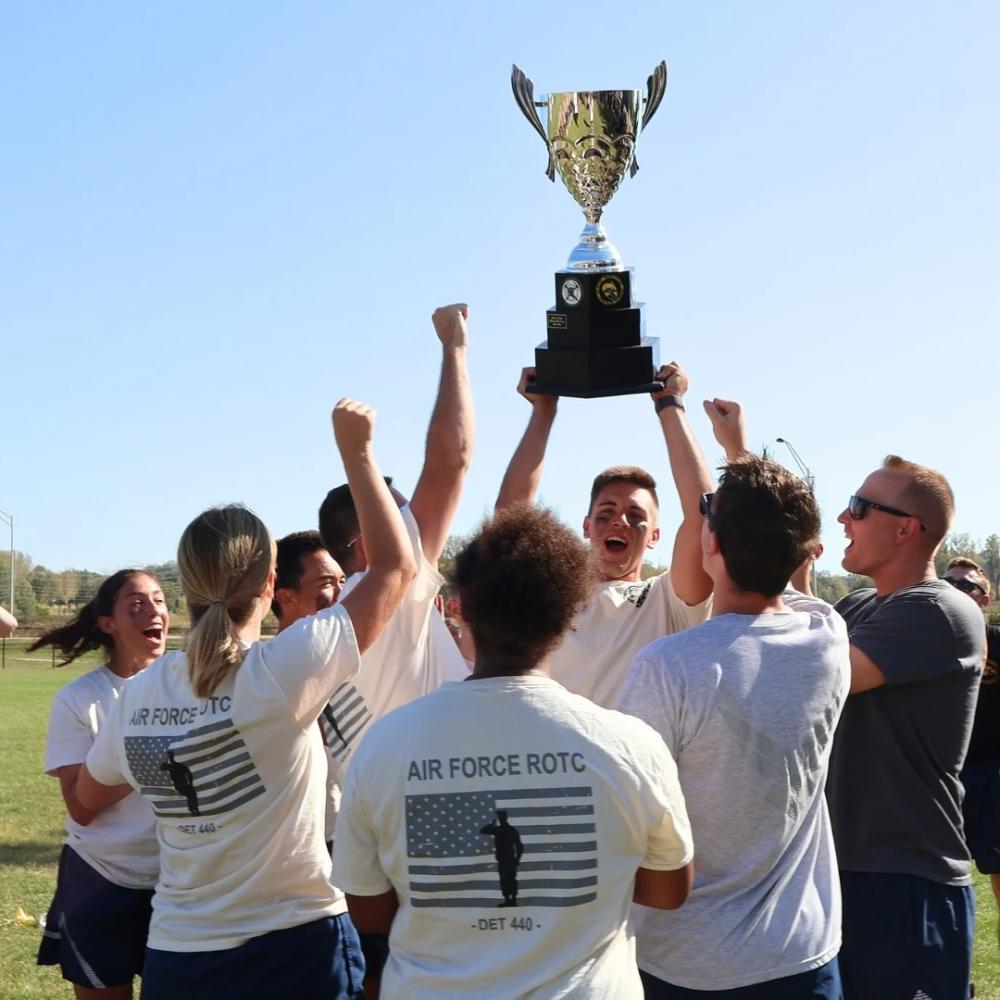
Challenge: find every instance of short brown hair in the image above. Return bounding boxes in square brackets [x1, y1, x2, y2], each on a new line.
[318, 478, 393, 575]
[711, 456, 821, 597]
[451, 502, 593, 666]
[882, 455, 954, 545]
[589, 466, 658, 513]
[947, 556, 991, 598]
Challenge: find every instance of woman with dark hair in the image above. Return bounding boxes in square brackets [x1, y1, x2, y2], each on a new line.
[77, 400, 416, 1000]
[33, 570, 169, 999]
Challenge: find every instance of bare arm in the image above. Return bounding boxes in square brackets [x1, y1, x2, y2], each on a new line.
[848, 643, 888, 694]
[346, 889, 399, 935]
[75, 763, 134, 816]
[335, 400, 418, 653]
[0, 605, 17, 638]
[495, 367, 559, 509]
[408, 304, 475, 564]
[633, 862, 693, 909]
[652, 364, 714, 607]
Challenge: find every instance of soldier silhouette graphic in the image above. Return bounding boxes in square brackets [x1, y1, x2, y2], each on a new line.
[480, 809, 524, 906]
[161, 749, 200, 816]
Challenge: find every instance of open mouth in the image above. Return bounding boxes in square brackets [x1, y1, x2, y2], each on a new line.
[604, 537, 628, 554]
[143, 626, 164, 643]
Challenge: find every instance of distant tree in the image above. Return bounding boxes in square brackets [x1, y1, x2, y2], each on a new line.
[845, 574, 874, 592]
[14, 577, 37, 618]
[52, 570, 79, 608]
[981, 534, 1000, 597]
[816, 572, 850, 605]
[934, 532, 980, 576]
[437, 534, 471, 582]
[29, 565, 55, 606]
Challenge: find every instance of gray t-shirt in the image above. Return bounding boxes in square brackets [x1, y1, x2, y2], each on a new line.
[618, 594, 850, 991]
[827, 580, 985, 885]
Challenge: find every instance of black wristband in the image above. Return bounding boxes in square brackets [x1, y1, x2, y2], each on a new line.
[655, 394, 685, 414]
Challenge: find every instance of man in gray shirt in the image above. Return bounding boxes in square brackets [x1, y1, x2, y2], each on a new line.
[828, 455, 984, 999]
[620, 455, 850, 997]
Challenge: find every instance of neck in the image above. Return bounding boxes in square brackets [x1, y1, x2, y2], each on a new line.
[236, 597, 267, 646]
[710, 577, 785, 617]
[470, 655, 548, 681]
[107, 650, 153, 678]
[872, 554, 938, 597]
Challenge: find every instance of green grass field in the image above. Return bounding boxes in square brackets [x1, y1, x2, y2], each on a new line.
[1, 642, 999, 998]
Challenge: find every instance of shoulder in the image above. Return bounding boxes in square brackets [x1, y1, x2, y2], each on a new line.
[834, 587, 876, 619]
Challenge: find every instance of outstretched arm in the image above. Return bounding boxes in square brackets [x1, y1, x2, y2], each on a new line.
[651, 364, 714, 606]
[495, 367, 559, 509]
[409, 304, 474, 565]
[336, 400, 418, 653]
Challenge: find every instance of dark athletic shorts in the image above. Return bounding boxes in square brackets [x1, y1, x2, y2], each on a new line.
[141, 914, 364, 1000]
[639, 957, 842, 998]
[839, 870, 974, 1000]
[37, 844, 154, 989]
[961, 760, 1000, 875]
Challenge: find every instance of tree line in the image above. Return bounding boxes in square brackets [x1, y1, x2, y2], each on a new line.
[2, 531, 997, 624]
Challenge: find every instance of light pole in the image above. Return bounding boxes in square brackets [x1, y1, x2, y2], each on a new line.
[775, 439, 817, 595]
[0, 510, 12, 616]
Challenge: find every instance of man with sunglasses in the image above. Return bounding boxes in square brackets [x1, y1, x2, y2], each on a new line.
[944, 557, 1000, 953]
[827, 456, 985, 999]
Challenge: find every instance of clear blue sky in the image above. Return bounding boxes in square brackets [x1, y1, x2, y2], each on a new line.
[2, 2, 997, 577]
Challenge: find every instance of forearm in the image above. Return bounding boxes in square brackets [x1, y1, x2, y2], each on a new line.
[0, 605, 16, 638]
[344, 449, 413, 580]
[496, 407, 557, 509]
[409, 343, 475, 562]
[73, 764, 133, 819]
[346, 889, 399, 935]
[424, 345, 474, 476]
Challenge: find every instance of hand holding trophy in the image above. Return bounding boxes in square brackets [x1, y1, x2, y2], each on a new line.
[512, 62, 668, 398]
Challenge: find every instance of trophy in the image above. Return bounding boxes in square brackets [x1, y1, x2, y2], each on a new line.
[512, 62, 667, 397]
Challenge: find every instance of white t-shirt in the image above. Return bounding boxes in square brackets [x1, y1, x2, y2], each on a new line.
[44, 665, 159, 889]
[618, 593, 850, 990]
[332, 675, 692, 1000]
[87, 603, 360, 952]
[322, 505, 469, 785]
[548, 572, 711, 708]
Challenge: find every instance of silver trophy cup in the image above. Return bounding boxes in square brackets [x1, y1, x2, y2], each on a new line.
[512, 62, 667, 270]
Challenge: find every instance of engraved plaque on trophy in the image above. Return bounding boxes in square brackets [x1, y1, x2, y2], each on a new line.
[512, 62, 667, 397]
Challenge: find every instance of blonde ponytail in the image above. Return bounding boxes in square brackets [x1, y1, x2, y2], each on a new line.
[178, 505, 275, 698]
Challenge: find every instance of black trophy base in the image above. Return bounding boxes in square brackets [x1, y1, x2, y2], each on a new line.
[531, 336, 661, 399]
[526, 268, 661, 399]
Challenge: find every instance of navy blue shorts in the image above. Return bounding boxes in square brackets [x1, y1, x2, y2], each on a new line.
[839, 870, 974, 1000]
[37, 844, 154, 988]
[961, 761, 1000, 875]
[639, 958, 842, 998]
[141, 914, 364, 1000]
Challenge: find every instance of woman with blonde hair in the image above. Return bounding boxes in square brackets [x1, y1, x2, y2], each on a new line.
[78, 400, 416, 1000]
[34, 570, 169, 999]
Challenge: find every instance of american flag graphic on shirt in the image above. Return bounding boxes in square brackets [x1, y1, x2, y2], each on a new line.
[320, 682, 372, 765]
[123, 717, 265, 818]
[405, 786, 598, 908]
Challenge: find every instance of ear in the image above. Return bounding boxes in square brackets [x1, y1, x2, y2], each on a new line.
[704, 524, 722, 559]
[273, 586, 296, 613]
[582, 515, 592, 540]
[646, 526, 660, 549]
[355, 535, 369, 567]
[262, 569, 277, 603]
[897, 518, 922, 544]
[97, 615, 114, 636]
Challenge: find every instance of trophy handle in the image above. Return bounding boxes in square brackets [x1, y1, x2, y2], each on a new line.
[511, 64, 555, 181]
[630, 60, 668, 178]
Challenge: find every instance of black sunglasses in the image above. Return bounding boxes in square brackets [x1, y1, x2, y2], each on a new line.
[942, 576, 986, 597]
[699, 493, 715, 517]
[847, 495, 925, 530]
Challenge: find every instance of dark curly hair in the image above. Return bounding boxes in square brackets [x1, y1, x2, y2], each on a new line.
[711, 457, 821, 597]
[451, 502, 594, 668]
